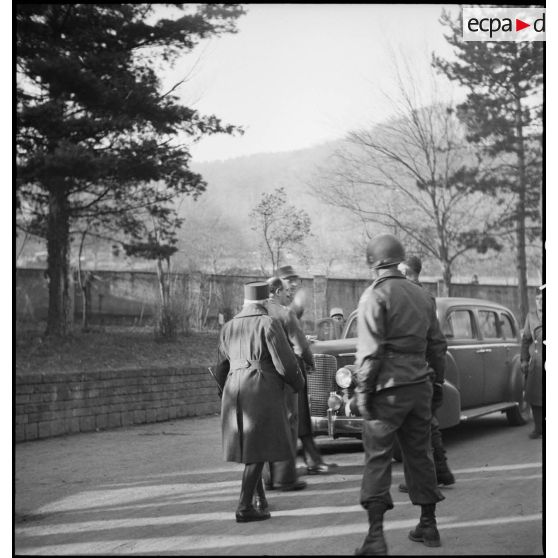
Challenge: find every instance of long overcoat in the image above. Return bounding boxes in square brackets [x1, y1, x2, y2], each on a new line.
[214, 303, 304, 464]
[521, 312, 543, 407]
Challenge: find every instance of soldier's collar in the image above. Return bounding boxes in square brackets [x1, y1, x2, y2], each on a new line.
[372, 269, 406, 287]
[235, 303, 269, 318]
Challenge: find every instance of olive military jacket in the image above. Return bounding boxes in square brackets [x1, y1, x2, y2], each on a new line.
[355, 269, 447, 394]
[214, 303, 305, 464]
[520, 312, 543, 407]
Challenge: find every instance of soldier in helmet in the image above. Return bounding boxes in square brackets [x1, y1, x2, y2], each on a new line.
[397, 256, 455, 492]
[329, 307, 345, 339]
[214, 281, 305, 522]
[354, 234, 447, 555]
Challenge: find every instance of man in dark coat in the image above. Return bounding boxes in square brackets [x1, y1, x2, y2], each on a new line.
[214, 281, 305, 522]
[277, 265, 336, 474]
[520, 288, 543, 439]
[397, 256, 455, 491]
[262, 277, 308, 491]
[354, 234, 447, 555]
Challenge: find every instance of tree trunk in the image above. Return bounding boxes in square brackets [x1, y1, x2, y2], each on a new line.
[77, 230, 90, 331]
[438, 241, 453, 297]
[442, 262, 452, 297]
[156, 256, 175, 339]
[45, 187, 73, 336]
[514, 95, 529, 325]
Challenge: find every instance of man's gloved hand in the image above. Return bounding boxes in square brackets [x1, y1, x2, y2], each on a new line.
[520, 361, 529, 376]
[354, 359, 381, 420]
[355, 390, 374, 421]
[432, 382, 444, 410]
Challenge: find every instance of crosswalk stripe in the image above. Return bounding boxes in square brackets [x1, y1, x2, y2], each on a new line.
[17, 513, 541, 555]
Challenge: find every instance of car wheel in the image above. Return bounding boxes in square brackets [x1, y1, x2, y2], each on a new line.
[506, 389, 530, 426]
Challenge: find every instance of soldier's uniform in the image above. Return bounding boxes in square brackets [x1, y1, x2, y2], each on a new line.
[356, 270, 447, 508]
[354, 234, 447, 555]
[406, 277, 454, 487]
[214, 282, 305, 522]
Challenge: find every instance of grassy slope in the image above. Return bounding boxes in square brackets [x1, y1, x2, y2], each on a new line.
[15, 325, 219, 375]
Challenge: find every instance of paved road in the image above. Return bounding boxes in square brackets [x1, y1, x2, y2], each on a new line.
[15, 413, 544, 555]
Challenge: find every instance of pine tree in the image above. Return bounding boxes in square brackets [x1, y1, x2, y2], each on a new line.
[433, 9, 543, 321]
[16, 4, 245, 335]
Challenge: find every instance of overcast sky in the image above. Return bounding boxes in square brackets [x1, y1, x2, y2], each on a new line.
[162, 4, 462, 162]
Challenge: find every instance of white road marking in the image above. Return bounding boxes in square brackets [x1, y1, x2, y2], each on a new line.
[16, 513, 541, 555]
[34, 464, 542, 515]
[16, 506, 367, 536]
[93, 461, 544, 491]
[454, 462, 542, 474]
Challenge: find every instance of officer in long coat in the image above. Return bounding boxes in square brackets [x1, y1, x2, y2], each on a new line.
[214, 281, 305, 522]
[354, 234, 446, 555]
[520, 288, 543, 439]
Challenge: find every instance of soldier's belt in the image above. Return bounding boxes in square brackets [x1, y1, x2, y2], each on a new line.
[229, 359, 275, 372]
[382, 351, 425, 359]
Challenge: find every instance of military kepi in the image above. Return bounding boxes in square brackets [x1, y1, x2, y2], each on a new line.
[244, 281, 269, 302]
[277, 265, 298, 279]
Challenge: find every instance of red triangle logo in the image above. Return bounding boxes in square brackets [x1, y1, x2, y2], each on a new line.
[516, 18, 530, 31]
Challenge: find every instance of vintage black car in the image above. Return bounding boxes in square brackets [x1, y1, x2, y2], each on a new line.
[308, 297, 529, 440]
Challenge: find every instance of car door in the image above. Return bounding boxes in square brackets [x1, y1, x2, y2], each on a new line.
[442, 306, 484, 409]
[476, 307, 508, 405]
[478, 308, 519, 405]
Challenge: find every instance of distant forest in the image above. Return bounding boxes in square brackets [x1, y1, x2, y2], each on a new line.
[17, 132, 542, 286]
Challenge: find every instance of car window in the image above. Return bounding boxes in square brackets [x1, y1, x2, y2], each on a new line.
[478, 310, 501, 339]
[443, 310, 474, 339]
[345, 315, 358, 338]
[500, 313, 516, 339]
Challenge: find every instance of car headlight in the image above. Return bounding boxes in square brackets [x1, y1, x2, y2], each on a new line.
[335, 367, 353, 388]
[328, 391, 343, 411]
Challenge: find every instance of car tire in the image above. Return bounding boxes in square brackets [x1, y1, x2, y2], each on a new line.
[506, 389, 530, 426]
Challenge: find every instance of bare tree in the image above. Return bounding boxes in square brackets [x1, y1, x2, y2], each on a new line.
[249, 187, 311, 274]
[312, 74, 502, 294]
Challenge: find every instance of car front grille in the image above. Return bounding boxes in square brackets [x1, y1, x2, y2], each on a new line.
[308, 353, 337, 417]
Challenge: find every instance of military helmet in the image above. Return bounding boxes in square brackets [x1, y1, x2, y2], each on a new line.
[366, 233, 405, 269]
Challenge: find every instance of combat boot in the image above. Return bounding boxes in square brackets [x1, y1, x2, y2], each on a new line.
[355, 503, 388, 555]
[433, 447, 455, 486]
[409, 503, 441, 547]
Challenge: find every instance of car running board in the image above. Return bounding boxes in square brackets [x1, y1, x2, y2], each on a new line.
[460, 402, 518, 421]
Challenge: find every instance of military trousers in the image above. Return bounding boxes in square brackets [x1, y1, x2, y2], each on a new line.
[360, 381, 445, 510]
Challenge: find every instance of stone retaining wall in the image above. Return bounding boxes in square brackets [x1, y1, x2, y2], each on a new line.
[15, 368, 221, 442]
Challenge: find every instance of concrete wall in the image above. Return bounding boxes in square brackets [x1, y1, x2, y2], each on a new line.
[15, 368, 221, 443]
[16, 268, 538, 329]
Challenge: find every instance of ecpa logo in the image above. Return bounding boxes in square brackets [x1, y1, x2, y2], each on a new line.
[463, 7, 545, 42]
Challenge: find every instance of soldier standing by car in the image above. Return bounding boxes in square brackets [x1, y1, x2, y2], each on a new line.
[213, 281, 305, 522]
[397, 256, 455, 491]
[262, 276, 308, 491]
[354, 234, 447, 555]
[277, 265, 337, 474]
[520, 287, 544, 439]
